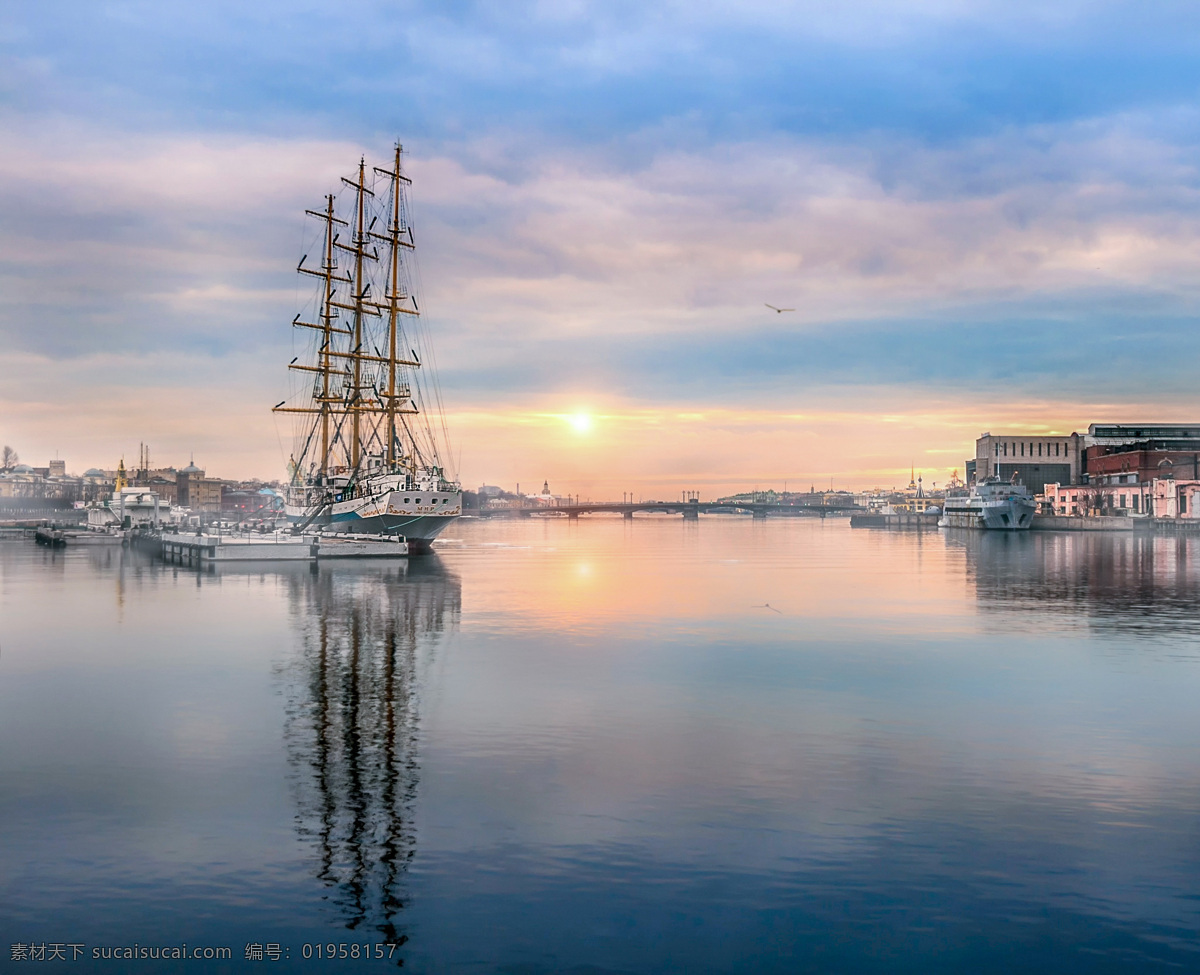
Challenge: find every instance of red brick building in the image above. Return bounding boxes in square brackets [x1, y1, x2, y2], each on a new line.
[1086, 444, 1200, 485]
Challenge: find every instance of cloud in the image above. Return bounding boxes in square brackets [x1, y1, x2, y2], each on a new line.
[4, 3, 1200, 483]
[6, 118, 1200, 339]
[0, 121, 364, 355]
[409, 118, 1200, 404]
[9, 1, 1200, 143]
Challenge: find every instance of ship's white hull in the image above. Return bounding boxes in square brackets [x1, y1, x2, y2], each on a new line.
[939, 497, 1036, 530]
[285, 488, 461, 553]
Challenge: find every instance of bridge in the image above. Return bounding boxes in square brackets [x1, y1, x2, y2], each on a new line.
[476, 499, 864, 520]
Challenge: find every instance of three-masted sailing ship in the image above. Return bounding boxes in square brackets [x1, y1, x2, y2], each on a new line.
[274, 146, 461, 554]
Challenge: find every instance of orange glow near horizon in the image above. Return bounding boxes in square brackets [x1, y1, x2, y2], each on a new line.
[0, 358, 1186, 496]
[442, 394, 1116, 498]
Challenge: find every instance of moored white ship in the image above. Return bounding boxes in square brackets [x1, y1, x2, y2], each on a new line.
[274, 146, 460, 554]
[281, 458, 460, 553]
[938, 476, 1036, 530]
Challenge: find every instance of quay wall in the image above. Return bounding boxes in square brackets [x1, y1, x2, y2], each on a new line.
[1151, 518, 1200, 533]
[1031, 515, 1137, 532]
[850, 512, 939, 528]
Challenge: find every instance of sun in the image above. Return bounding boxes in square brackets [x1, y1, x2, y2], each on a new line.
[568, 413, 593, 434]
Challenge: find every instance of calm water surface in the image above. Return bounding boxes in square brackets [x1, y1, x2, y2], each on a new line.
[2, 518, 1199, 972]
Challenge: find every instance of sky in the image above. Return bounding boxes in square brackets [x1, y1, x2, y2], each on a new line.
[3, 1, 1200, 494]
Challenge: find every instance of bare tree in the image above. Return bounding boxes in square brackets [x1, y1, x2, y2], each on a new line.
[1, 445, 17, 470]
[1079, 487, 1111, 516]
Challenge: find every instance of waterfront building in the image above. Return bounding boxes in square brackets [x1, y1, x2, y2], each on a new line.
[1150, 478, 1200, 519]
[40, 475, 86, 503]
[969, 424, 1200, 491]
[176, 461, 224, 512]
[526, 480, 561, 506]
[1085, 434, 1200, 486]
[1042, 478, 1200, 519]
[1034, 425, 1200, 517]
[81, 469, 116, 502]
[0, 460, 96, 507]
[971, 432, 1083, 489]
[133, 475, 178, 505]
[1086, 422, 1200, 448]
[0, 466, 41, 499]
[856, 489, 893, 512]
[175, 461, 202, 507]
[1043, 482, 1122, 517]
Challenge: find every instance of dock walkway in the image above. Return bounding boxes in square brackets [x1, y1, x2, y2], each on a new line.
[157, 531, 412, 566]
[160, 534, 317, 565]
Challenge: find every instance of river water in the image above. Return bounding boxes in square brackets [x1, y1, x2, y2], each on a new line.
[2, 518, 1199, 972]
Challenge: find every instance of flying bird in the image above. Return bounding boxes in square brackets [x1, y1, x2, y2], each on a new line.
[752, 603, 783, 614]
[764, 304, 794, 313]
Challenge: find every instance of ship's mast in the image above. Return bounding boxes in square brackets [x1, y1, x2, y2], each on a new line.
[328, 158, 380, 474]
[320, 193, 335, 476]
[372, 144, 421, 473]
[279, 193, 349, 480]
[277, 148, 426, 485]
[387, 145, 401, 468]
[351, 158, 366, 471]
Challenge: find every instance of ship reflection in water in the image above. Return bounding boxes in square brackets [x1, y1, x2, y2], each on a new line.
[956, 530, 1200, 637]
[278, 559, 460, 944]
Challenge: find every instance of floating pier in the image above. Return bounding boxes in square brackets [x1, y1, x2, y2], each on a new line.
[850, 512, 940, 528]
[157, 531, 411, 566]
[160, 534, 318, 565]
[35, 527, 127, 547]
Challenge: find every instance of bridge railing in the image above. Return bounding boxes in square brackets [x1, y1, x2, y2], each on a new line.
[477, 499, 865, 516]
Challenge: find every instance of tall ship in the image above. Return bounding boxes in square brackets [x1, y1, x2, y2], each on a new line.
[938, 476, 1036, 530]
[274, 146, 461, 554]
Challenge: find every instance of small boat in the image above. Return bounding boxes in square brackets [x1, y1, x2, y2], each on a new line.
[938, 476, 1036, 530]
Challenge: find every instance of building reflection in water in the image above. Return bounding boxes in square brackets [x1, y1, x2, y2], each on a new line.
[952, 530, 1200, 636]
[279, 558, 460, 946]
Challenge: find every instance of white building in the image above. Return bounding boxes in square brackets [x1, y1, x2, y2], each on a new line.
[88, 487, 180, 528]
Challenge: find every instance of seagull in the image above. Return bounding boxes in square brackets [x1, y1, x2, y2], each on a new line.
[752, 603, 783, 614]
[764, 304, 794, 313]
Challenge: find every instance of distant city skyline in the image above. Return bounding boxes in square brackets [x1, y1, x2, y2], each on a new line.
[3, 2, 1198, 493]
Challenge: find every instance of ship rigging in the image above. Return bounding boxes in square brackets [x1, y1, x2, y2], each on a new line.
[274, 145, 461, 551]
